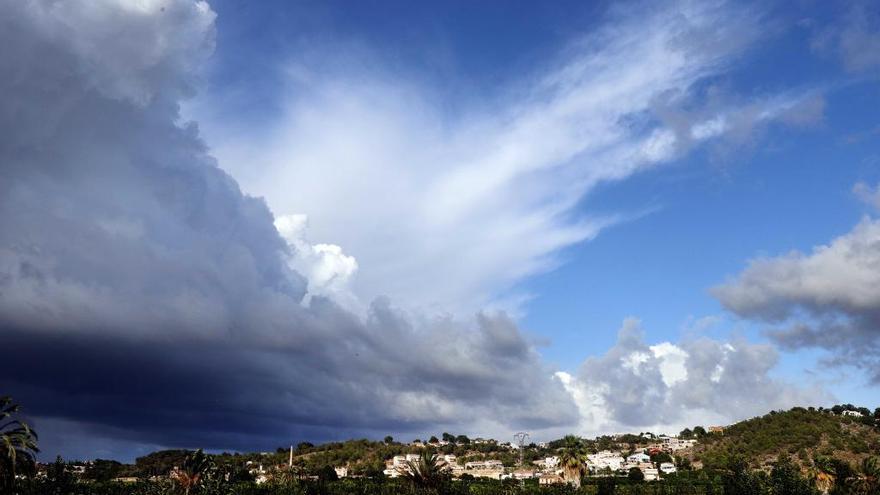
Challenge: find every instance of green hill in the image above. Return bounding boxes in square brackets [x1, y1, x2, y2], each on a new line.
[692, 406, 880, 470]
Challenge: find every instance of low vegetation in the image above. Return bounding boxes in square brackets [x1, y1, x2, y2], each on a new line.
[3, 395, 879, 495]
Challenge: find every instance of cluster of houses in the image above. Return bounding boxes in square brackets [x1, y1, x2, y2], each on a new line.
[380, 433, 696, 484]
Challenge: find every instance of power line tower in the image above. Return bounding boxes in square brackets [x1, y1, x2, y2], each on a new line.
[513, 431, 529, 487]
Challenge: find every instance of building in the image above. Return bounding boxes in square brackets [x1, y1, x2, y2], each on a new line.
[659, 462, 676, 475]
[627, 453, 651, 464]
[464, 460, 504, 479]
[642, 467, 660, 481]
[708, 426, 726, 434]
[512, 469, 538, 479]
[842, 410, 864, 417]
[334, 466, 349, 478]
[384, 454, 423, 477]
[533, 456, 559, 472]
[539, 473, 565, 485]
[660, 437, 697, 451]
[587, 451, 625, 472]
[465, 460, 503, 471]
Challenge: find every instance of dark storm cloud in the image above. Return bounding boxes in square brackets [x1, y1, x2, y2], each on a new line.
[713, 218, 880, 383]
[0, 0, 577, 459]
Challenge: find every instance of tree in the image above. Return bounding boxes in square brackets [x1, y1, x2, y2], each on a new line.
[769, 456, 818, 495]
[398, 450, 449, 490]
[317, 465, 338, 482]
[45, 455, 76, 494]
[723, 456, 764, 495]
[84, 458, 123, 481]
[829, 458, 855, 495]
[628, 467, 645, 482]
[597, 476, 617, 495]
[384, 436, 394, 444]
[0, 396, 39, 490]
[173, 449, 212, 495]
[428, 436, 439, 444]
[442, 432, 455, 443]
[679, 428, 694, 439]
[558, 437, 587, 488]
[852, 457, 879, 495]
[651, 451, 673, 468]
[693, 426, 707, 438]
[455, 435, 470, 445]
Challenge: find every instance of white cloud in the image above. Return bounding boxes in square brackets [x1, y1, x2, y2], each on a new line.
[275, 214, 360, 310]
[561, 319, 824, 437]
[713, 217, 880, 382]
[193, 1, 794, 313]
[854, 181, 880, 210]
[650, 342, 689, 387]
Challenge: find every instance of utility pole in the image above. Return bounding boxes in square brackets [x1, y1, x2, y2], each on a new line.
[514, 432, 529, 488]
[289, 445, 293, 468]
[513, 432, 529, 466]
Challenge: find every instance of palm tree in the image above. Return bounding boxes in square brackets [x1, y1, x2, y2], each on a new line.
[398, 450, 449, 490]
[173, 449, 212, 495]
[852, 457, 879, 495]
[0, 396, 39, 489]
[558, 436, 587, 488]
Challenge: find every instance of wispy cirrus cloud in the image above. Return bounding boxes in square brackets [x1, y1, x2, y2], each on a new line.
[0, 0, 838, 462]
[195, 0, 818, 314]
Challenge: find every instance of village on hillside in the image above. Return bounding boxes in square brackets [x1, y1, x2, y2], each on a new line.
[241, 430, 710, 485]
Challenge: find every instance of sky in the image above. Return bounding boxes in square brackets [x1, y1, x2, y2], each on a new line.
[0, 0, 879, 462]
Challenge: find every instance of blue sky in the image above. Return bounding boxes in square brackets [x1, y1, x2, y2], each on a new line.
[2, 0, 880, 461]
[197, 0, 880, 390]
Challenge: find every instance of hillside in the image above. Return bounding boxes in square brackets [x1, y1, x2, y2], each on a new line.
[692, 407, 880, 470]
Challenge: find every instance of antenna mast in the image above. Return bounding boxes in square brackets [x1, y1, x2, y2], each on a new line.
[513, 432, 529, 467]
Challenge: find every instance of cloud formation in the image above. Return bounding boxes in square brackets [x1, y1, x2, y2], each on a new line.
[559, 319, 822, 435]
[0, 0, 840, 461]
[197, 0, 815, 313]
[714, 218, 880, 382]
[0, 0, 575, 459]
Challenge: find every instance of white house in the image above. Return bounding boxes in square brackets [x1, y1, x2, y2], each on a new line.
[659, 463, 676, 475]
[642, 467, 659, 481]
[465, 460, 503, 470]
[587, 451, 625, 472]
[627, 453, 651, 464]
[842, 410, 863, 417]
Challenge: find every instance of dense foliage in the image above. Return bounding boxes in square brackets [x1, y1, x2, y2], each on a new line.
[693, 407, 880, 471]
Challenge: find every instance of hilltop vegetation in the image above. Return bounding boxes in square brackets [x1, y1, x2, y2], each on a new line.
[5, 393, 880, 495]
[693, 406, 880, 471]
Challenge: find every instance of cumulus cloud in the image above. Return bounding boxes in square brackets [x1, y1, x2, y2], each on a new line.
[0, 0, 839, 461]
[713, 218, 880, 382]
[194, 0, 817, 313]
[0, 0, 576, 459]
[275, 214, 360, 310]
[560, 319, 822, 436]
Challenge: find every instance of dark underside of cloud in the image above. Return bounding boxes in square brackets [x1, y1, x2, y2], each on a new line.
[1, 0, 861, 462]
[0, 0, 577, 459]
[713, 218, 880, 383]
